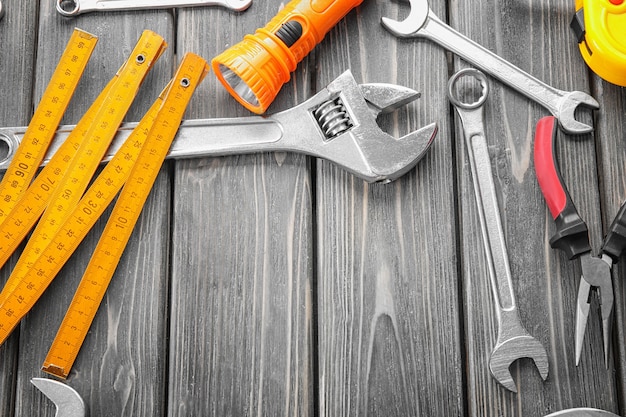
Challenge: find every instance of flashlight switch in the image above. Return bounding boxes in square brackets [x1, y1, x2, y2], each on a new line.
[275, 21, 303, 47]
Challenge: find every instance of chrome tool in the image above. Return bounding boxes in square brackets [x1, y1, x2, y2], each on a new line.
[535, 115, 625, 366]
[545, 408, 620, 417]
[56, 0, 252, 16]
[381, 0, 599, 135]
[448, 68, 549, 392]
[32, 378, 85, 417]
[0, 70, 438, 184]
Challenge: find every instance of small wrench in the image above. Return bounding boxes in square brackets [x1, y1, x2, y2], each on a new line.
[56, 0, 251, 16]
[32, 378, 86, 417]
[0, 70, 437, 183]
[448, 68, 549, 392]
[382, 0, 599, 135]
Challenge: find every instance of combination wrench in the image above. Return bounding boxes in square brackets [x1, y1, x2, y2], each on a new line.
[448, 68, 549, 392]
[56, 0, 252, 16]
[381, 0, 599, 135]
[0, 70, 438, 183]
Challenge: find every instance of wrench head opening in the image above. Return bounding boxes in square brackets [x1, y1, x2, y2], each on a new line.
[380, 0, 429, 38]
[557, 91, 600, 135]
[488, 334, 549, 392]
[320, 71, 437, 182]
[32, 378, 86, 417]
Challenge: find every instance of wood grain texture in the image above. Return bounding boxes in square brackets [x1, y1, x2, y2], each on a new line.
[452, 0, 618, 415]
[0, 1, 39, 415]
[168, 4, 314, 416]
[10, 2, 175, 416]
[315, 0, 464, 415]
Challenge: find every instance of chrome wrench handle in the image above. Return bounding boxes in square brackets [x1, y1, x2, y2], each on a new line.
[57, 0, 252, 16]
[448, 68, 548, 392]
[382, 4, 599, 135]
[448, 68, 515, 311]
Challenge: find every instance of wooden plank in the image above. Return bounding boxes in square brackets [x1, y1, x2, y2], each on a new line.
[11, 3, 175, 416]
[0, 1, 39, 415]
[452, 0, 619, 414]
[315, 0, 464, 415]
[168, 4, 314, 416]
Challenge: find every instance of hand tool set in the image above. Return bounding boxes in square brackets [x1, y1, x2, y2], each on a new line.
[0, 0, 623, 413]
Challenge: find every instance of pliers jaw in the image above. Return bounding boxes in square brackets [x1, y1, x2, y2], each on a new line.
[577, 253, 614, 367]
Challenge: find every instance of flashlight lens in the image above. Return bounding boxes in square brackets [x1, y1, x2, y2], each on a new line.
[218, 64, 260, 109]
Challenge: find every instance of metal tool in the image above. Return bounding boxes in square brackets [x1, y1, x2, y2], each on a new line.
[545, 408, 621, 417]
[448, 68, 549, 392]
[32, 378, 85, 417]
[381, 0, 599, 135]
[534, 115, 625, 366]
[0, 1, 4, 20]
[0, 70, 438, 184]
[571, 0, 626, 86]
[56, 0, 252, 16]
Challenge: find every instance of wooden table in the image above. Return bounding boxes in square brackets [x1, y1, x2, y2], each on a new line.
[0, 0, 624, 415]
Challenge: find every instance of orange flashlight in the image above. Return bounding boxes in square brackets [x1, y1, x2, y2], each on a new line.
[211, 0, 363, 114]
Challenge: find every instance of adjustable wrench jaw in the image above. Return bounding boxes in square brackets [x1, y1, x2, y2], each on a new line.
[275, 70, 437, 182]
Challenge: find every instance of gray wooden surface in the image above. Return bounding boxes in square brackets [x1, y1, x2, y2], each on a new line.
[0, 0, 623, 415]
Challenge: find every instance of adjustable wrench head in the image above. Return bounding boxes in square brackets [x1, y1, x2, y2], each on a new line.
[380, 0, 430, 37]
[311, 70, 437, 182]
[32, 378, 86, 417]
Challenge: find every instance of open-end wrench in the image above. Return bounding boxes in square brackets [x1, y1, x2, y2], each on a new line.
[32, 378, 86, 417]
[448, 68, 548, 392]
[0, 70, 437, 183]
[381, 0, 599, 135]
[56, 0, 251, 17]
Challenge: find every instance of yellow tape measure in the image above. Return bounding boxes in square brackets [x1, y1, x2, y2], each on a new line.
[41, 53, 208, 378]
[0, 30, 167, 340]
[0, 29, 97, 222]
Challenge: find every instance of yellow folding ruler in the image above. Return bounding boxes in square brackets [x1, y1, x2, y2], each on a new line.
[0, 29, 97, 222]
[40, 53, 208, 378]
[0, 30, 167, 341]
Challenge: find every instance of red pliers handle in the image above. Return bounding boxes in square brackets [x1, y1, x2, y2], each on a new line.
[534, 116, 626, 262]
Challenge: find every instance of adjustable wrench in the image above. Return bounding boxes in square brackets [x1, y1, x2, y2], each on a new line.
[448, 68, 548, 392]
[381, 0, 599, 135]
[56, 0, 251, 16]
[0, 70, 437, 183]
[32, 378, 86, 417]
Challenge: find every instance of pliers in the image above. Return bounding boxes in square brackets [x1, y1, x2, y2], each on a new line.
[534, 115, 626, 366]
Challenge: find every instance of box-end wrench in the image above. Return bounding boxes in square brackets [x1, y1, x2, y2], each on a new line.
[0, 70, 437, 183]
[448, 68, 548, 392]
[381, 0, 599, 135]
[32, 378, 86, 417]
[56, 0, 251, 17]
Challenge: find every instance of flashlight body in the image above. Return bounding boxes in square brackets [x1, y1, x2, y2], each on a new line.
[573, 0, 626, 86]
[212, 0, 363, 113]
